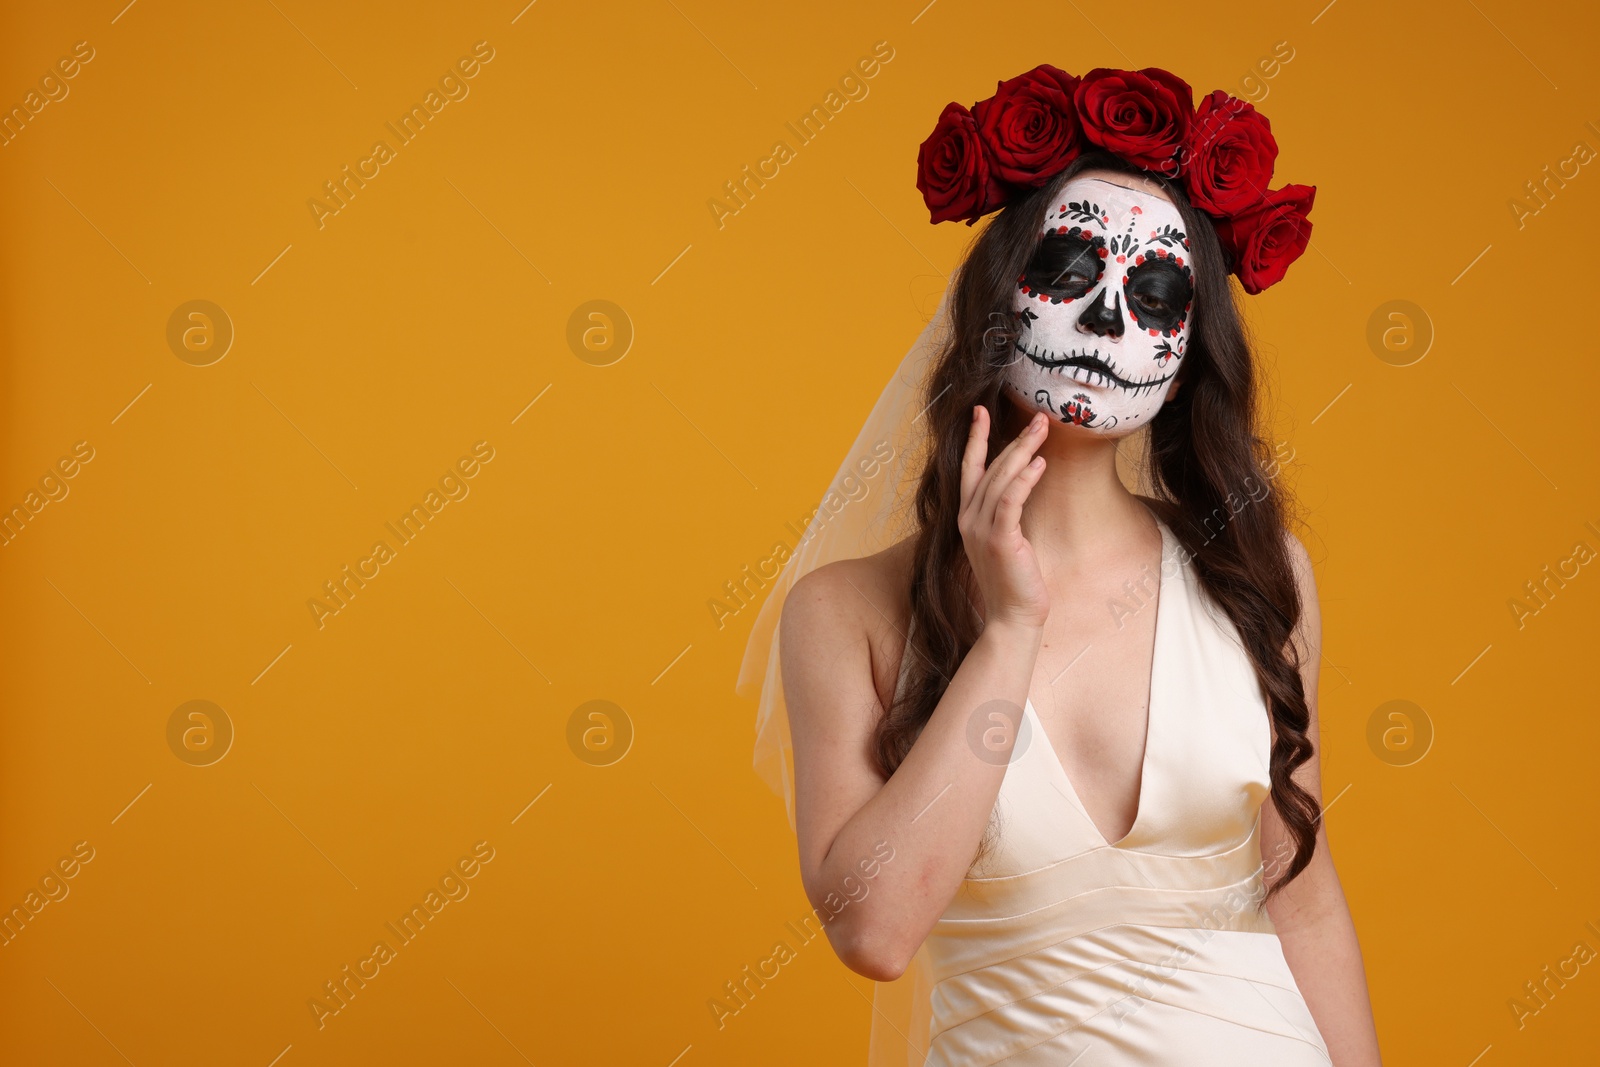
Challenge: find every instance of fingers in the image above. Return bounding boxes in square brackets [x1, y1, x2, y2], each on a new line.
[973, 410, 1047, 528]
[991, 453, 1045, 537]
[959, 405, 990, 514]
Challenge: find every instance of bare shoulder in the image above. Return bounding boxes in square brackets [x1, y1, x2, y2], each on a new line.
[1277, 524, 1322, 675]
[780, 535, 918, 722]
[785, 536, 915, 627]
[1279, 524, 1313, 577]
[1279, 527, 1319, 621]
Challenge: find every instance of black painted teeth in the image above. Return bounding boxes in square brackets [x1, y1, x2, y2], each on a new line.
[1013, 339, 1174, 396]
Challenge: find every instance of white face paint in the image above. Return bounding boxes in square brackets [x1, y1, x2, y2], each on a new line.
[1005, 174, 1194, 435]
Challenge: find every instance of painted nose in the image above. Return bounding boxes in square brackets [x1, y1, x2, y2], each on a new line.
[1077, 288, 1124, 339]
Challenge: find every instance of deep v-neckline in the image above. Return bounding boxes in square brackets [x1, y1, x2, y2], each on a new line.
[1026, 505, 1170, 850]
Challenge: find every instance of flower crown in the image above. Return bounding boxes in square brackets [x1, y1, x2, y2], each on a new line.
[915, 64, 1316, 294]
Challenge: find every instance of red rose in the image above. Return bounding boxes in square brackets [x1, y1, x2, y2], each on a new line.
[1075, 67, 1194, 174]
[916, 102, 1007, 224]
[972, 64, 1082, 187]
[1182, 90, 1278, 216]
[1213, 183, 1316, 294]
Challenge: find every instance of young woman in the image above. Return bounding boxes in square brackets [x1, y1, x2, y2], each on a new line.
[743, 67, 1381, 1065]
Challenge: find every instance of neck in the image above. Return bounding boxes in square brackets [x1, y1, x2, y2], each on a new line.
[1018, 418, 1155, 573]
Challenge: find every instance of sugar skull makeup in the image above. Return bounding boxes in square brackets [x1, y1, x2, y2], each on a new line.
[1006, 175, 1194, 434]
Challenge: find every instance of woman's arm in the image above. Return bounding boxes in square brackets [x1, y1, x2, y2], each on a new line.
[781, 405, 1053, 982]
[1260, 530, 1383, 1065]
[782, 576, 1041, 980]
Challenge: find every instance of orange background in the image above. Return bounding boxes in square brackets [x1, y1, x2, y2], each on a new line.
[2, 1, 1597, 1064]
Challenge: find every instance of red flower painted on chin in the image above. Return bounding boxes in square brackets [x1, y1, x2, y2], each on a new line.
[1062, 396, 1094, 425]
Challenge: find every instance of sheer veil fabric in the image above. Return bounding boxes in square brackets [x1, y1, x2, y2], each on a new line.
[735, 284, 955, 1064]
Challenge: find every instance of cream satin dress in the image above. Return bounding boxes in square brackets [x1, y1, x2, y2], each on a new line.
[909, 510, 1332, 1065]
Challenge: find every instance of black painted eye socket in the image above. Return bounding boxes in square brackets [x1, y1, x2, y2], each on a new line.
[1124, 257, 1193, 332]
[1021, 233, 1103, 300]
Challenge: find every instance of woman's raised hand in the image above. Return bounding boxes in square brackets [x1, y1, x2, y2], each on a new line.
[957, 406, 1051, 631]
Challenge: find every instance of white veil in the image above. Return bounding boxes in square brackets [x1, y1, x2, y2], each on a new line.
[735, 277, 955, 1065]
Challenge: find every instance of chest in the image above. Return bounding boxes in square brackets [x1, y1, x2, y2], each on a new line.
[979, 565, 1276, 869]
[1023, 563, 1162, 845]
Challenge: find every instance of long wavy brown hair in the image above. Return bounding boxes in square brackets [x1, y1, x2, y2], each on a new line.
[875, 149, 1321, 899]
